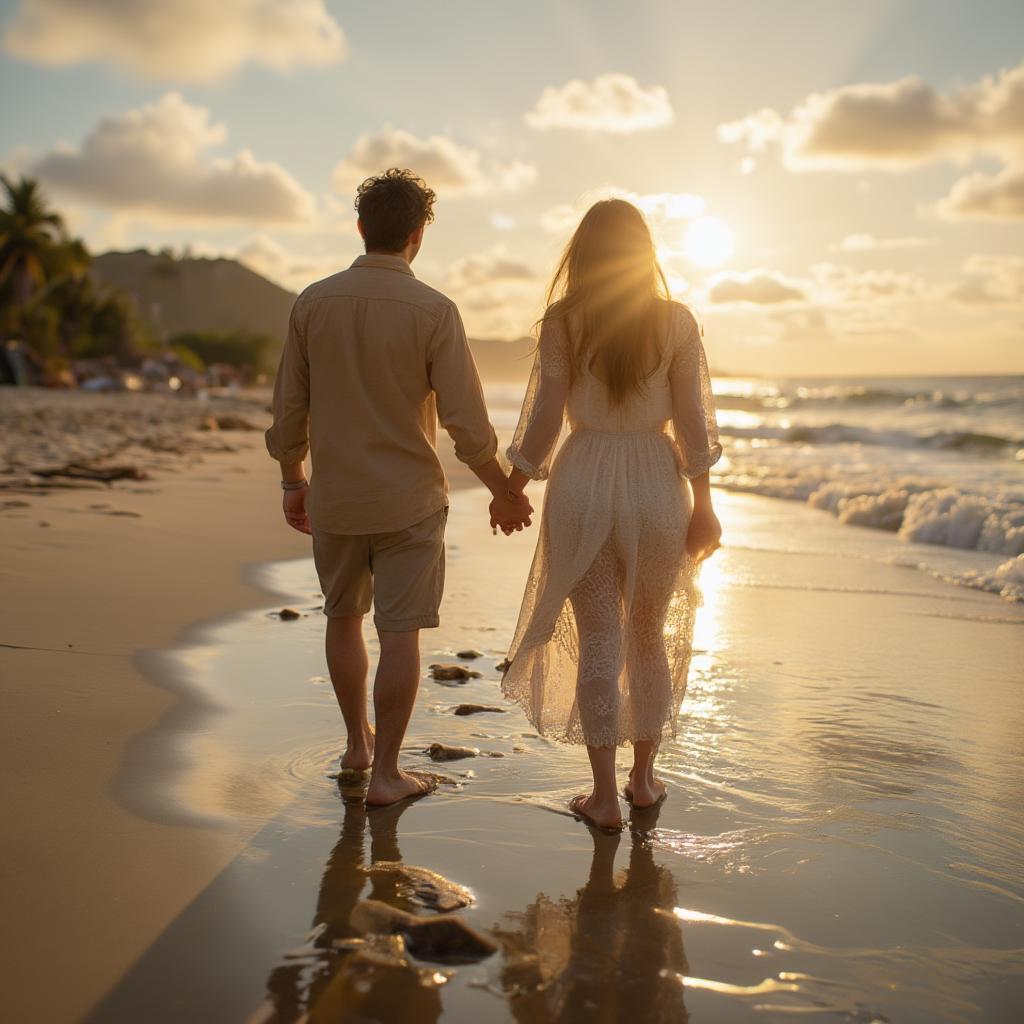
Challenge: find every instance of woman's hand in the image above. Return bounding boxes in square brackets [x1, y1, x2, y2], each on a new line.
[490, 492, 533, 535]
[686, 503, 721, 561]
[283, 485, 312, 535]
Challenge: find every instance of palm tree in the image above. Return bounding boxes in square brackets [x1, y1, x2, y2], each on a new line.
[0, 175, 80, 312]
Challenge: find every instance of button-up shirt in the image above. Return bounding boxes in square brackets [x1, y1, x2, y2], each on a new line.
[264, 253, 498, 534]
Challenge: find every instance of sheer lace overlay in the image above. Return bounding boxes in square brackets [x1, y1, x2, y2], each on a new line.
[502, 301, 722, 746]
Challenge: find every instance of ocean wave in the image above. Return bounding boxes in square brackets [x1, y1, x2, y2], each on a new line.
[715, 470, 1024, 561]
[720, 422, 1021, 452]
[955, 555, 1024, 603]
[713, 380, 1023, 413]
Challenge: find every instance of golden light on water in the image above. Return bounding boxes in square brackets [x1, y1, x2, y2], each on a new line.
[682, 216, 735, 267]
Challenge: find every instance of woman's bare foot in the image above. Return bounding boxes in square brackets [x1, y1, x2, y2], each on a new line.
[569, 792, 624, 831]
[365, 769, 436, 807]
[624, 767, 667, 808]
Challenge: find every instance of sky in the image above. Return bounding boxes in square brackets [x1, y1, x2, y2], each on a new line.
[1, 0, 1022, 375]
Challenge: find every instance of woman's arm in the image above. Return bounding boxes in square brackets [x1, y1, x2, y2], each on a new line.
[668, 307, 724, 560]
[504, 312, 571, 495]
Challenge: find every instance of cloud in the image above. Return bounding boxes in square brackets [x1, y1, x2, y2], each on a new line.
[718, 62, 1024, 170]
[525, 73, 673, 133]
[3, 0, 346, 82]
[947, 253, 1024, 306]
[833, 233, 937, 252]
[811, 262, 929, 302]
[934, 165, 1024, 222]
[540, 187, 705, 234]
[441, 246, 539, 338]
[707, 270, 807, 305]
[30, 92, 315, 225]
[332, 126, 536, 197]
[236, 234, 344, 292]
[489, 212, 516, 231]
[446, 248, 535, 291]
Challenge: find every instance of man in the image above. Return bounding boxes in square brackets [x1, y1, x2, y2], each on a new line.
[265, 168, 531, 806]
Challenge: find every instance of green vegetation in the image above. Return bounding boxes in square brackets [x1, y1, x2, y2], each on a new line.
[0, 175, 153, 367]
[168, 328, 274, 373]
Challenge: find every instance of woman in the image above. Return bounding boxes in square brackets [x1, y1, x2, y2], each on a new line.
[500, 198, 723, 830]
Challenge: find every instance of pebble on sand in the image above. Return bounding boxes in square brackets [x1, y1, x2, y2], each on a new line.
[455, 649, 483, 659]
[428, 664, 482, 681]
[199, 414, 258, 431]
[452, 704, 506, 716]
[427, 743, 479, 761]
[349, 899, 498, 964]
[362, 861, 474, 912]
[495, 658, 511, 673]
[278, 608, 301, 620]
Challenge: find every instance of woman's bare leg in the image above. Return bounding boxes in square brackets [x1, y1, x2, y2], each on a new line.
[570, 744, 623, 829]
[568, 542, 625, 829]
[627, 739, 667, 808]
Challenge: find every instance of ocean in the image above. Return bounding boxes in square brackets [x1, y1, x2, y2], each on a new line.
[487, 373, 1024, 602]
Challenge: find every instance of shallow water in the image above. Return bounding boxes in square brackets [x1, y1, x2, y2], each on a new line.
[96, 489, 1024, 1023]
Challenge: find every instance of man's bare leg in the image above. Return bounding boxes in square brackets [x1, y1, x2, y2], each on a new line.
[365, 628, 434, 806]
[325, 615, 373, 770]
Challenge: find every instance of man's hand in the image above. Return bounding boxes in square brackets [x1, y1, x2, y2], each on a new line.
[283, 485, 312, 535]
[490, 492, 533, 535]
[686, 504, 722, 561]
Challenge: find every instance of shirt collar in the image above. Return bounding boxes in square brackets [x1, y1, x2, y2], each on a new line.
[351, 253, 415, 277]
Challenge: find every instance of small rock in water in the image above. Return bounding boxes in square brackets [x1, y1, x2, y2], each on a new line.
[363, 861, 474, 912]
[333, 766, 370, 786]
[429, 664, 481, 681]
[350, 899, 498, 964]
[495, 658, 511, 673]
[456, 649, 483, 659]
[427, 742, 478, 761]
[278, 607, 301, 620]
[452, 704, 506, 716]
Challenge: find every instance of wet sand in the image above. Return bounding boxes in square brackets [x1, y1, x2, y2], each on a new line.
[81, 489, 1024, 1021]
[3, 388, 1023, 1022]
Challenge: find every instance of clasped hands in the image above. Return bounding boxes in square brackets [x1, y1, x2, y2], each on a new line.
[489, 488, 533, 536]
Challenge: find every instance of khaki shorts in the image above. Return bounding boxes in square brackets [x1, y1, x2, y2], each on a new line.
[311, 505, 448, 630]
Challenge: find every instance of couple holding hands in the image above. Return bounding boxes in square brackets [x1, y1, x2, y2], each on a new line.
[266, 168, 722, 830]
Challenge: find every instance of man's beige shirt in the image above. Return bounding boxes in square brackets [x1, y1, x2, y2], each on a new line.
[265, 253, 497, 535]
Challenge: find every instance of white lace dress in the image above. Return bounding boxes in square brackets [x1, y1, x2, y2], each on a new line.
[501, 300, 722, 747]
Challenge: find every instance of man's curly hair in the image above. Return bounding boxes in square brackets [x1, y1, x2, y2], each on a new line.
[354, 168, 437, 252]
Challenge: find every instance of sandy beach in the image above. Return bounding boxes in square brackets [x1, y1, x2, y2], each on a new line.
[2, 386, 1023, 1023]
[0, 388, 309, 1023]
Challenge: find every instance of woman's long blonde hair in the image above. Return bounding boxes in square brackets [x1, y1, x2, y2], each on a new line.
[541, 198, 672, 406]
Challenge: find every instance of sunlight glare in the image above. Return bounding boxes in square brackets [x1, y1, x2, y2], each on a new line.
[683, 216, 734, 267]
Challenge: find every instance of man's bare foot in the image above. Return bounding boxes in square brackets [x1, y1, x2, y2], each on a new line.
[365, 769, 437, 807]
[341, 748, 372, 771]
[624, 767, 667, 808]
[569, 793, 624, 831]
[341, 731, 374, 771]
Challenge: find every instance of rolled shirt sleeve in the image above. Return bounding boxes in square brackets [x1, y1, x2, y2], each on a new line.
[427, 302, 498, 469]
[264, 298, 311, 464]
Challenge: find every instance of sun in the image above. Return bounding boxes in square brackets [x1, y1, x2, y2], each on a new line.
[682, 216, 734, 268]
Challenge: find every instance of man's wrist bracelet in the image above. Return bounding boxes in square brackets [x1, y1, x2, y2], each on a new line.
[281, 478, 308, 490]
